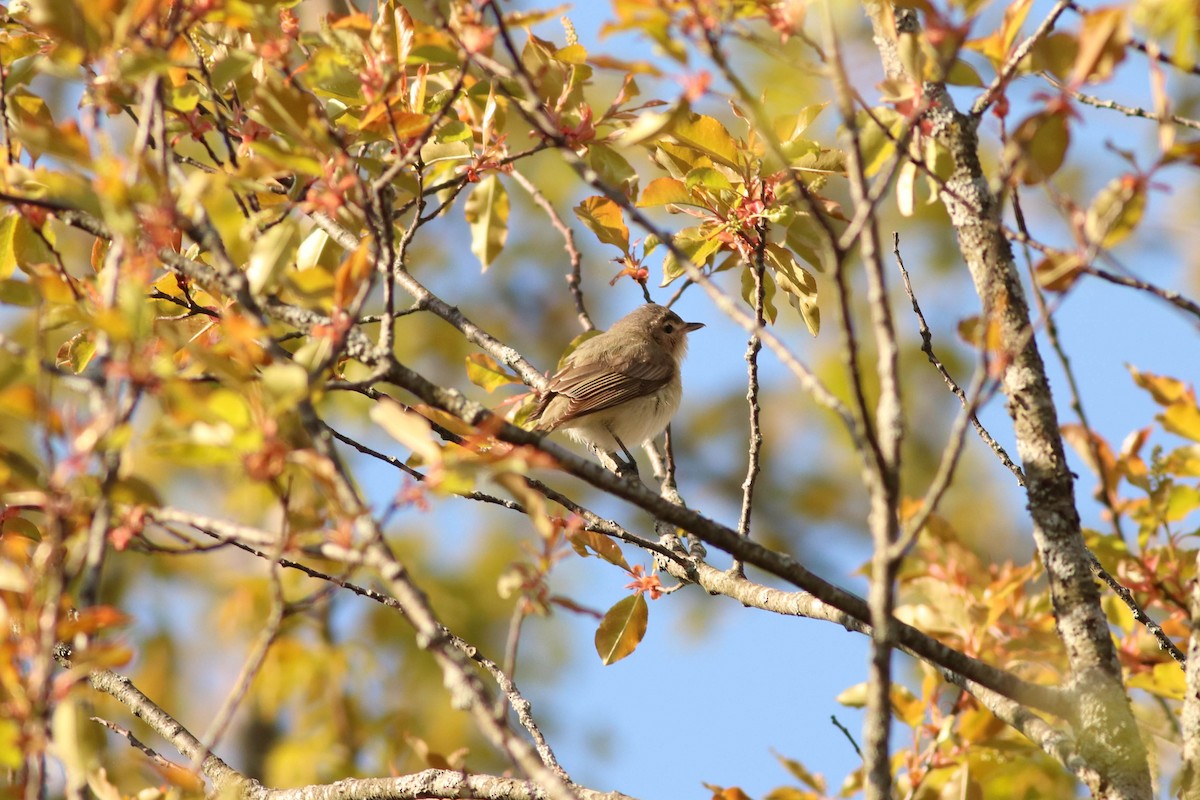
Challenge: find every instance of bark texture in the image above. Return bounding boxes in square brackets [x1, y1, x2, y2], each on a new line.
[865, 6, 1152, 798]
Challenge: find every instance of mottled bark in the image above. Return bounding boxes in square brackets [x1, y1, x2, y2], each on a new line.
[865, 6, 1151, 799]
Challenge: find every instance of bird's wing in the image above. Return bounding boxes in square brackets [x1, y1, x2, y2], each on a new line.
[532, 356, 673, 427]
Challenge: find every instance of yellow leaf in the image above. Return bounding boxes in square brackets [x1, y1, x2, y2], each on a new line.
[370, 398, 442, 463]
[1128, 365, 1190, 406]
[1085, 175, 1145, 248]
[1162, 400, 1200, 442]
[672, 113, 741, 169]
[594, 593, 648, 665]
[464, 175, 509, 271]
[637, 176, 692, 208]
[573, 196, 629, 251]
[465, 353, 519, 393]
[1127, 661, 1185, 700]
[835, 682, 868, 707]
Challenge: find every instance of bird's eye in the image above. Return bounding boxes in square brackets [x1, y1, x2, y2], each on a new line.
[662, 323, 675, 333]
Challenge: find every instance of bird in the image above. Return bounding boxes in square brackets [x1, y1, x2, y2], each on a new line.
[530, 303, 704, 477]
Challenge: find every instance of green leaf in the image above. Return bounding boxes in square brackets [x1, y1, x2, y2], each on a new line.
[741, 264, 778, 325]
[594, 593, 648, 665]
[465, 353, 519, 393]
[588, 144, 639, 198]
[774, 103, 828, 143]
[672, 113, 741, 170]
[637, 176, 692, 208]
[855, 108, 903, 178]
[260, 363, 311, 412]
[246, 220, 300, 294]
[684, 167, 734, 193]
[614, 107, 679, 149]
[661, 227, 721, 287]
[786, 216, 831, 274]
[765, 244, 820, 335]
[945, 58, 985, 87]
[0, 279, 38, 307]
[296, 228, 343, 272]
[573, 196, 629, 251]
[54, 331, 96, 375]
[464, 175, 509, 271]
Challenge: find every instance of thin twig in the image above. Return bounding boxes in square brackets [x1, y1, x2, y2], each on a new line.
[90, 716, 198, 779]
[509, 168, 593, 332]
[192, 526, 287, 770]
[1052, 78, 1200, 131]
[830, 715, 864, 759]
[1091, 553, 1185, 664]
[732, 248, 765, 576]
[1082, 265, 1200, 323]
[972, 0, 1074, 117]
[825, 12, 901, 798]
[893, 238, 1026, 485]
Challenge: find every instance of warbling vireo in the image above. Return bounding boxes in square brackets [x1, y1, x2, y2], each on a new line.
[530, 303, 704, 476]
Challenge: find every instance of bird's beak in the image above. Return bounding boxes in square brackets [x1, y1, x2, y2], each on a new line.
[682, 321, 705, 333]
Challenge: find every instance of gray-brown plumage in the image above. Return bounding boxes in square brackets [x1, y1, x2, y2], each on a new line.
[531, 303, 703, 472]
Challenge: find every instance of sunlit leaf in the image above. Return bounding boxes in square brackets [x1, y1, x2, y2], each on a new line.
[573, 196, 629, 251]
[1127, 661, 1186, 699]
[684, 167, 734, 193]
[1128, 366, 1190, 406]
[588, 144, 639, 198]
[856, 108, 903, 178]
[568, 528, 630, 569]
[896, 159, 918, 217]
[672, 113, 741, 170]
[764, 244, 819, 335]
[613, 105, 681, 149]
[370, 398, 442, 463]
[773, 751, 827, 792]
[1007, 109, 1069, 185]
[1084, 175, 1145, 248]
[661, 227, 722, 286]
[965, 0, 1033, 66]
[637, 176, 692, 208]
[55, 331, 96, 375]
[594, 593, 648, 665]
[464, 175, 509, 271]
[1162, 400, 1200, 443]
[246, 220, 300, 294]
[465, 353, 520, 393]
[774, 104, 828, 143]
[1070, 6, 1128, 85]
[1033, 251, 1083, 292]
[0, 216, 18, 279]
